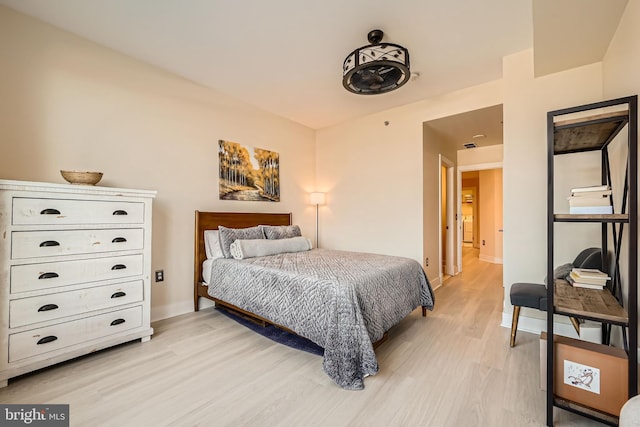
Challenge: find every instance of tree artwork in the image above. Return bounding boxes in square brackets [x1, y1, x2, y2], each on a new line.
[218, 140, 280, 201]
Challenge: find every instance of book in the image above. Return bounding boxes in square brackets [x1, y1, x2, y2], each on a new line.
[570, 189, 612, 198]
[568, 196, 611, 207]
[569, 205, 613, 214]
[570, 185, 610, 193]
[569, 270, 609, 286]
[566, 274, 606, 290]
[568, 185, 613, 215]
[571, 268, 610, 279]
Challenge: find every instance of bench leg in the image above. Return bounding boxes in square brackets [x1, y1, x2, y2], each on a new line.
[510, 306, 521, 347]
[569, 317, 581, 335]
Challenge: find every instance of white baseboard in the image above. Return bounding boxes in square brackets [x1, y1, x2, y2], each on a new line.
[429, 275, 442, 291]
[151, 300, 195, 322]
[479, 254, 503, 264]
[501, 311, 577, 340]
[197, 298, 215, 311]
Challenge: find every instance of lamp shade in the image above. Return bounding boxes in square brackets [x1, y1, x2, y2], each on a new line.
[309, 192, 326, 205]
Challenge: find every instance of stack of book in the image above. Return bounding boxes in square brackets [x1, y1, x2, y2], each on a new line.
[567, 267, 610, 290]
[568, 185, 613, 214]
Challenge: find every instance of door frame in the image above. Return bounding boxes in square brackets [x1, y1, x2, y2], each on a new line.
[439, 154, 455, 281]
[456, 161, 503, 273]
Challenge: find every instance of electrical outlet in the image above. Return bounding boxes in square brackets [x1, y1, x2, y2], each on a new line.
[482, 240, 486, 246]
[155, 270, 164, 282]
[425, 257, 429, 267]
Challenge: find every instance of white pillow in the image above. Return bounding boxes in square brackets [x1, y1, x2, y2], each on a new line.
[230, 236, 312, 260]
[202, 258, 214, 285]
[204, 230, 224, 259]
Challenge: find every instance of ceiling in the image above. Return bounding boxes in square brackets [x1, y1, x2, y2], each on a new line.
[0, 0, 628, 135]
[533, 0, 628, 77]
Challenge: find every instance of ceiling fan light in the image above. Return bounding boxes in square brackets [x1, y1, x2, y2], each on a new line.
[342, 30, 410, 95]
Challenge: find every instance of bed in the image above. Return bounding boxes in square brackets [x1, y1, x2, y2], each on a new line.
[193, 211, 434, 390]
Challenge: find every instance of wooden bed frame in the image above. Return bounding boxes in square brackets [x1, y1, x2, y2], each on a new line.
[193, 211, 292, 326]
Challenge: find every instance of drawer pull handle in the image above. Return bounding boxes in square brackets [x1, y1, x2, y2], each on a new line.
[38, 303, 59, 312]
[111, 264, 127, 270]
[40, 208, 61, 215]
[111, 291, 126, 299]
[113, 210, 128, 216]
[38, 272, 59, 280]
[39, 240, 60, 247]
[110, 318, 126, 326]
[37, 336, 58, 345]
[112, 237, 127, 243]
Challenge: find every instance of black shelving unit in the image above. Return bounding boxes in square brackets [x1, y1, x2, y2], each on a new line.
[546, 96, 638, 426]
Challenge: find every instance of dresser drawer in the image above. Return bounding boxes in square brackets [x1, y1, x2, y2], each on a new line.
[10, 254, 143, 293]
[12, 198, 145, 225]
[9, 306, 143, 362]
[9, 280, 143, 328]
[11, 229, 144, 259]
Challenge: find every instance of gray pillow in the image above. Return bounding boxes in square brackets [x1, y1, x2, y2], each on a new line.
[554, 263, 574, 280]
[544, 262, 574, 285]
[260, 225, 302, 240]
[218, 225, 264, 258]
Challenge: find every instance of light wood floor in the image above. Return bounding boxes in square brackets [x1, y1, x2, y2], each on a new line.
[0, 248, 605, 426]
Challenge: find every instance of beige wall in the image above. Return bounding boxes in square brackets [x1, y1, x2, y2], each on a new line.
[316, 80, 502, 286]
[422, 125, 443, 282]
[603, 0, 640, 99]
[423, 123, 458, 284]
[502, 49, 604, 326]
[602, 0, 640, 339]
[313, 108, 425, 266]
[503, 49, 604, 276]
[458, 145, 503, 257]
[0, 7, 317, 321]
[478, 169, 503, 263]
[458, 144, 503, 166]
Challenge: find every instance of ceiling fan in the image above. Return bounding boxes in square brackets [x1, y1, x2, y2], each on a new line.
[342, 29, 410, 95]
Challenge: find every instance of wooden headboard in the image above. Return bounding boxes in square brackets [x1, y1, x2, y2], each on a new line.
[193, 211, 292, 311]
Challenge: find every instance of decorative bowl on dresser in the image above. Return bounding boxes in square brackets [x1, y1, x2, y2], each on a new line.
[0, 179, 156, 387]
[59, 170, 104, 185]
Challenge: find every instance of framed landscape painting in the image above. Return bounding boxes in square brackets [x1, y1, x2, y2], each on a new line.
[218, 140, 280, 202]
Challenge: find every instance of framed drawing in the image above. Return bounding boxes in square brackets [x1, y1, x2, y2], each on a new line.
[218, 140, 280, 202]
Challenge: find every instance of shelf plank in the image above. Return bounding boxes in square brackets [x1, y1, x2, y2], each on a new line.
[553, 110, 629, 154]
[554, 110, 629, 128]
[554, 279, 628, 325]
[554, 213, 628, 223]
[554, 396, 619, 426]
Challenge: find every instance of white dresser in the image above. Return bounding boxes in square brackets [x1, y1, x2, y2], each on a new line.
[0, 179, 156, 387]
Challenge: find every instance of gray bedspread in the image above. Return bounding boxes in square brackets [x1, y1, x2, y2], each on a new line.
[206, 248, 434, 390]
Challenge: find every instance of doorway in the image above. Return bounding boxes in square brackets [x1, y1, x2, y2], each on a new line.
[423, 104, 503, 288]
[456, 163, 503, 273]
[461, 183, 477, 248]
